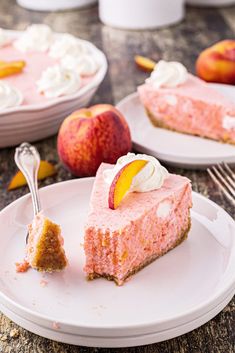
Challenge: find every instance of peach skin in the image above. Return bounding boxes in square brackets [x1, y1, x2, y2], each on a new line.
[108, 159, 148, 210]
[57, 104, 132, 177]
[196, 40, 235, 85]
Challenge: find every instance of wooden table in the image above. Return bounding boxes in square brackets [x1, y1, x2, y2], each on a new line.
[0, 1, 234, 352]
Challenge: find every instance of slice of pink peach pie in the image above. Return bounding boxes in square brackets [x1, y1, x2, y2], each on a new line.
[138, 60, 235, 145]
[84, 153, 192, 285]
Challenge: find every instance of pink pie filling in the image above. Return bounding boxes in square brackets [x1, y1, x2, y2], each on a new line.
[84, 163, 192, 285]
[138, 74, 235, 143]
[0, 43, 93, 106]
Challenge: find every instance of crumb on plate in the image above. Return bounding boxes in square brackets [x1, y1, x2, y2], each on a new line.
[40, 279, 48, 287]
[15, 260, 30, 273]
[9, 328, 19, 338]
[52, 322, 60, 330]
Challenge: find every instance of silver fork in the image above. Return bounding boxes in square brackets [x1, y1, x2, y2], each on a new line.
[14, 142, 42, 243]
[207, 163, 235, 206]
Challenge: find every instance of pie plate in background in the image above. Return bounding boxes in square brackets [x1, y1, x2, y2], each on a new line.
[0, 178, 234, 347]
[116, 83, 235, 170]
[0, 30, 108, 148]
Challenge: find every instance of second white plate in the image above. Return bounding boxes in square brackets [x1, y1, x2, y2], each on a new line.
[116, 83, 235, 169]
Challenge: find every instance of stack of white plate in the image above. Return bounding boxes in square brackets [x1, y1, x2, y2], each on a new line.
[0, 178, 234, 347]
[0, 31, 108, 148]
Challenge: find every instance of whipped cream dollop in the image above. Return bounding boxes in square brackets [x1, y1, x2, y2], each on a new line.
[37, 65, 81, 98]
[156, 201, 172, 218]
[146, 60, 188, 89]
[0, 81, 23, 110]
[61, 54, 99, 76]
[14, 24, 53, 52]
[223, 115, 235, 130]
[0, 28, 12, 47]
[49, 34, 88, 59]
[103, 153, 169, 192]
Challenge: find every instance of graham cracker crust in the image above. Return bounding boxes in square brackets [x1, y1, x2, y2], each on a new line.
[30, 219, 67, 272]
[146, 108, 235, 146]
[87, 217, 191, 286]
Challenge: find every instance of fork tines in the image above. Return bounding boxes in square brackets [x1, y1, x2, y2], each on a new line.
[207, 163, 235, 206]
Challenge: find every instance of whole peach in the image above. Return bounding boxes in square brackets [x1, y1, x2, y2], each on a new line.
[196, 40, 235, 85]
[57, 104, 132, 177]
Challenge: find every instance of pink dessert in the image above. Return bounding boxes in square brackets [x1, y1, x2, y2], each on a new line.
[138, 73, 235, 145]
[0, 44, 93, 106]
[0, 24, 99, 110]
[84, 163, 192, 285]
[1, 45, 56, 105]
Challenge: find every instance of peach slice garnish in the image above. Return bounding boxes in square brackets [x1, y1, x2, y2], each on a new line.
[0, 60, 26, 78]
[8, 160, 56, 191]
[135, 55, 156, 72]
[108, 159, 148, 210]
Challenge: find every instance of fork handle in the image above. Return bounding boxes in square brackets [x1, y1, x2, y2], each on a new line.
[14, 142, 41, 216]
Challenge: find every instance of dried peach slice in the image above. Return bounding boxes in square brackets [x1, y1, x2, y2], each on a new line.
[0, 60, 26, 78]
[108, 160, 148, 210]
[8, 160, 56, 191]
[135, 55, 156, 72]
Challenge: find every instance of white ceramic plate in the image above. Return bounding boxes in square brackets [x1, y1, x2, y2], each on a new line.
[0, 287, 234, 347]
[0, 31, 107, 148]
[116, 84, 235, 169]
[0, 178, 234, 347]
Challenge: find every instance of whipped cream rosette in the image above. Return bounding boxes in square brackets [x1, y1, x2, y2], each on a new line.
[49, 34, 89, 59]
[0, 81, 23, 110]
[61, 54, 99, 76]
[37, 65, 81, 98]
[14, 24, 53, 52]
[146, 60, 188, 88]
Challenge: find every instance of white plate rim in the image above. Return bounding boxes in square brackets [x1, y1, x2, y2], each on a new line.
[0, 30, 108, 116]
[0, 287, 234, 347]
